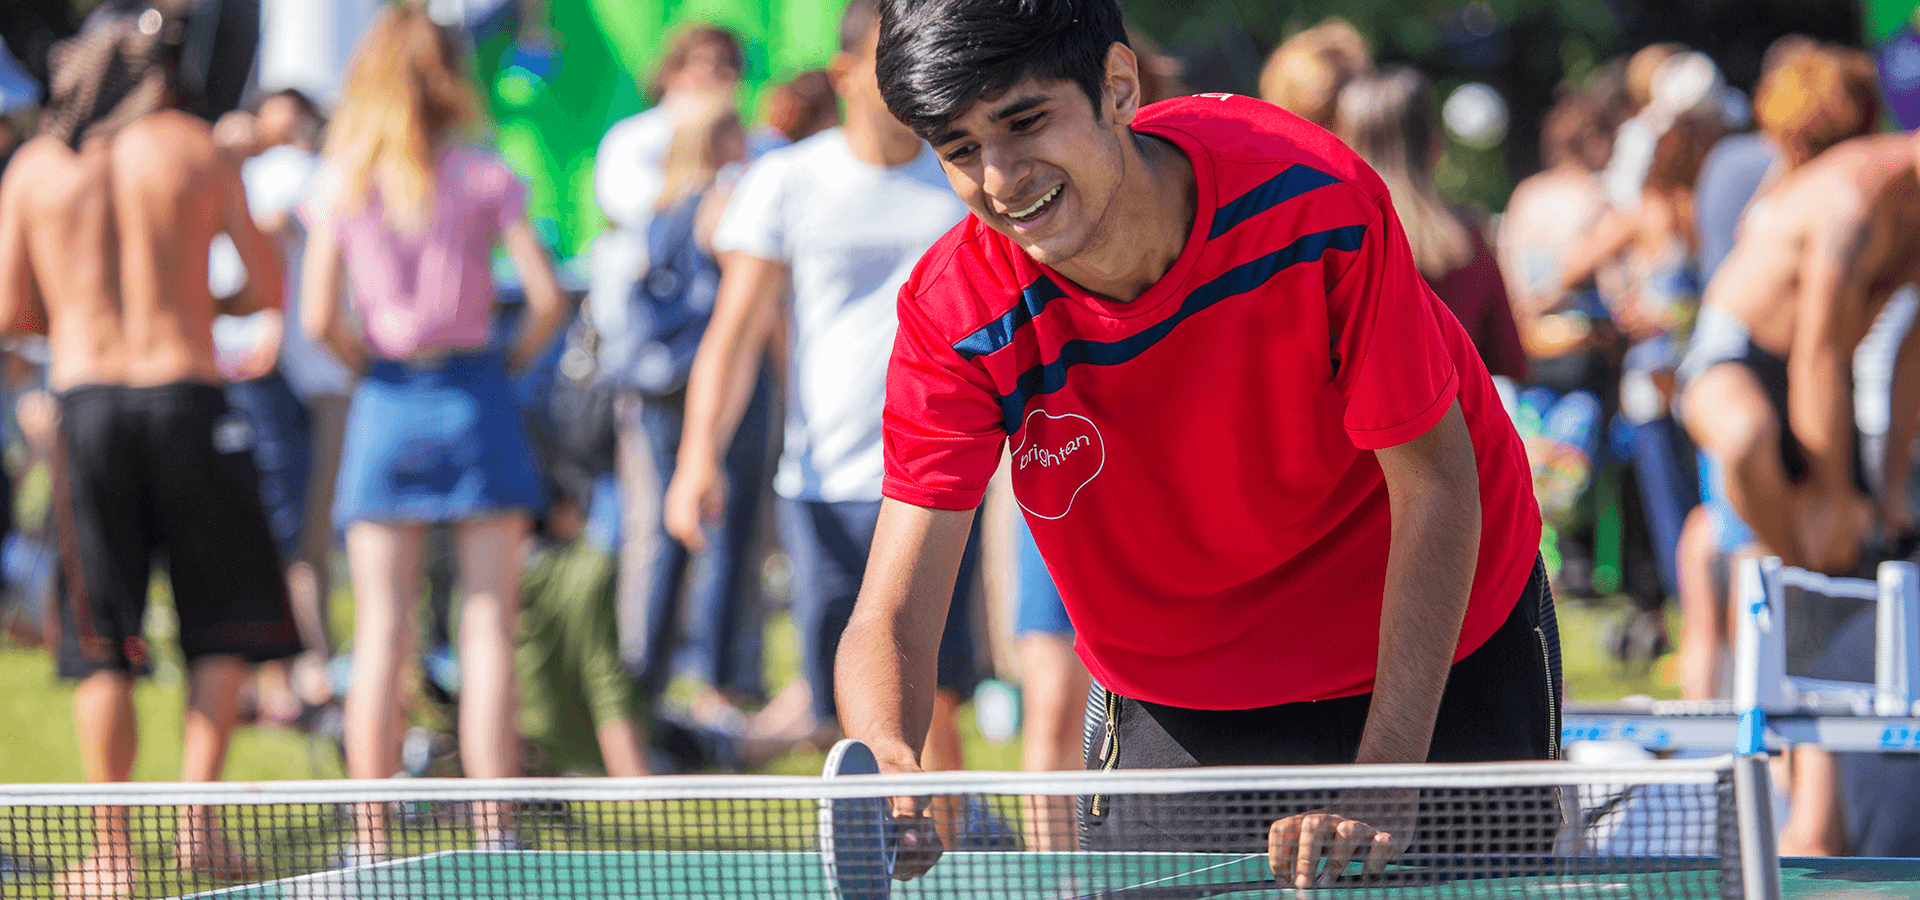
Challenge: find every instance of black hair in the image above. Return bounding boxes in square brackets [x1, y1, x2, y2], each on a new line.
[876, 0, 1129, 139]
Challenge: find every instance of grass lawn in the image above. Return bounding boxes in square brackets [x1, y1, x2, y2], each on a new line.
[0, 593, 1673, 785]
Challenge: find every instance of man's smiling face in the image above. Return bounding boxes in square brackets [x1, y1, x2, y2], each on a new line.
[927, 67, 1133, 269]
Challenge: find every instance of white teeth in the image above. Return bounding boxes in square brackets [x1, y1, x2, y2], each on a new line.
[1009, 185, 1061, 220]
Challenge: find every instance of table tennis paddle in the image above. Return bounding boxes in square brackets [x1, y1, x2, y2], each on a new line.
[820, 738, 897, 900]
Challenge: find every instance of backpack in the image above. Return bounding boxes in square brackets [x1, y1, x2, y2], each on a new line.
[546, 305, 621, 482]
[546, 191, 718, 480]
[613, 191, 719, 398]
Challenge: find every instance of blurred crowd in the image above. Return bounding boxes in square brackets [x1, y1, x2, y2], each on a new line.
[2, 0, 1919, 884]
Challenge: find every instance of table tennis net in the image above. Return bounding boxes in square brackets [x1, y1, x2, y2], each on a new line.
[1, 755, 1755, 898]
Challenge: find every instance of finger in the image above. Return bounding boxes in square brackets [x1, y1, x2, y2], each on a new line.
[1316, 820, 1370, 887]
[1362, 831, 1396, 875]
[1268, 817, 1302, 880]
[887, 794, 927, 819]
[1294, 814, 1333, 890]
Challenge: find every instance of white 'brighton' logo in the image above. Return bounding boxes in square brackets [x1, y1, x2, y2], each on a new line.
[1012, 410, 1105, 520]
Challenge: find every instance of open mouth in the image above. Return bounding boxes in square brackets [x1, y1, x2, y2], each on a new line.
[1006, 185, 1062, 224]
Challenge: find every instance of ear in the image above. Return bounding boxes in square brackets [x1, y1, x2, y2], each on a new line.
[829, 51, 856, 97]
[1103, 42, 1144, 127]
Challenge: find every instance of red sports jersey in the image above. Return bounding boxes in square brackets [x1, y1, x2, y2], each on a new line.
[882, 94, 1541, 710]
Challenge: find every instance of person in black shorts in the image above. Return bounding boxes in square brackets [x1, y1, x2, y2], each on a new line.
[1678, 127, 1920, 578]
[50, 384, 299, 685]
[0, 10, 299, 894]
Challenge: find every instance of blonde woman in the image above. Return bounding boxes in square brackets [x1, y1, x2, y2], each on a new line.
[608, 94, 777, 724]
[300, 7, 565, 859]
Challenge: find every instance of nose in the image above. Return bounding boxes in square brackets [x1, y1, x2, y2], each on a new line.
[981, 145, 1026, 204]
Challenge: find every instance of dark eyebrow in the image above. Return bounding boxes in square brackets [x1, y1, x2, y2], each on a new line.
[930, 125, 970, 148]
[930, 95, 1054, 148]
[989, 96, 1049, 122]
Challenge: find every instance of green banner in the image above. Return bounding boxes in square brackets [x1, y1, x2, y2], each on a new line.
[1870, 0, 1919, 41]
[474, 0, 848, 262]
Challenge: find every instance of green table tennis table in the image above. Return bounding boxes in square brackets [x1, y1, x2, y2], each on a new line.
[176, 849, 1920, 899]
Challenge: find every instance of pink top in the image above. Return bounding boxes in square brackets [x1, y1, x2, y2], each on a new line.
[305, 146, 527, 359]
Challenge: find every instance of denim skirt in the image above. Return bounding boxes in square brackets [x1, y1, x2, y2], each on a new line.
[333, 349, 545, 526]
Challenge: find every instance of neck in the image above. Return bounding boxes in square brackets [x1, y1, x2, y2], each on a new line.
[1055, 132, 1195, 303]
[843, 103, 925, 167]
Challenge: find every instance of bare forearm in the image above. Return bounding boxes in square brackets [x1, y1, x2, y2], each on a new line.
[836, 601, 940, 770]
[501, 221, 566, 371]
[509, 282, 567, 372]
[835, 502, 975, 771]
[218, 280, 275, 317]
[1556, 209, 1632, 295]
[678, 283, 775, 467]
[1788, 345, 1857, 498]
[713, 325, 772, 452]
[1355, 483, 1480, 765]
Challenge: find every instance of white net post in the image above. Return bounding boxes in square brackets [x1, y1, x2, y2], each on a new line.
[1733, 557, 1787, 719]
[1731, 754, 1780, 900]
[1877, 560, 1920, 717]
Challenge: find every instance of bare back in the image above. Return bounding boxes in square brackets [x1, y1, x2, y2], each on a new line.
[1496, 165, 1609, 312]
[1704, 132, 1920, 357]
[0, 110, 280, 391]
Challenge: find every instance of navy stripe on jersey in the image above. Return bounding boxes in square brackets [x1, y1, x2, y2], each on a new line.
[1208, 164, 1340, 240]
[995, 223, 1367, 432]
[953, 164, 1338, 362]
[954, 276, 1068, 361]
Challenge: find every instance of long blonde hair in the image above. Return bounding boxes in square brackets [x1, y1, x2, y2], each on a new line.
[1335, 67, 1472, 279]
[323, 7, 484, 234]
[654, 94, 745, 212]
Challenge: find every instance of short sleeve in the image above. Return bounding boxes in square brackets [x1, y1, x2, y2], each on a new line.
[882, 277, 1008, 510]
[594, 111, 670, 231]
[1328, 197, 1460, 449]
[711, 153, 790, 262]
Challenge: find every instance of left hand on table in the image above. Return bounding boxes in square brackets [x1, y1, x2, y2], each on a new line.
[1267, 788, 1416, 889]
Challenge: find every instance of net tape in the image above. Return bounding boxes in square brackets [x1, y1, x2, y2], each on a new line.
[1, 756, 1746, 899]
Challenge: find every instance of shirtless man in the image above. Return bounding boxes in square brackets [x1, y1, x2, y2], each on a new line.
[0, 13, 301, 897]
[1678, 130, 1920, 577]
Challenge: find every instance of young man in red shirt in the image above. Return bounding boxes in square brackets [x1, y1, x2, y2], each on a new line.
[835, 0, 1551, 887]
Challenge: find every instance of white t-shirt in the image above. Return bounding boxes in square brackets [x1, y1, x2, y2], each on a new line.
[594, 106, 674, 232]
[713, 129, 967, 502]
[210, 145, 354, 398]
